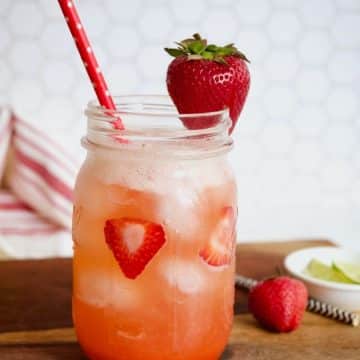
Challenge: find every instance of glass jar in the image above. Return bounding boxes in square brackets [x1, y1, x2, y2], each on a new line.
[72, 95, 237, 360]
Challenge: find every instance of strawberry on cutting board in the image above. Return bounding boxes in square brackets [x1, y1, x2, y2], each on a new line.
[248, 276, 308, 333]
[199, 206, 236, 267]
[165, 33, 250, 133]
[104, 218, 166, 279]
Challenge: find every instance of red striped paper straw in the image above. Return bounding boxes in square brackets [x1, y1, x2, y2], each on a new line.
[57, 0, 123, 129]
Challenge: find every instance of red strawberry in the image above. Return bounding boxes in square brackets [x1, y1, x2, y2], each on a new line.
[248, 276, 308, 333]
[104, 218, 166, 279]
[165, 33, 250, 133]
[199, 206, 236, 267]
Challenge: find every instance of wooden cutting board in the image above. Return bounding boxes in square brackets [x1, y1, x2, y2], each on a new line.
[0, 239, 359, 359]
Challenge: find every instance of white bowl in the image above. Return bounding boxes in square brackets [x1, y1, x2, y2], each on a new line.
[284, 246, 360, 311]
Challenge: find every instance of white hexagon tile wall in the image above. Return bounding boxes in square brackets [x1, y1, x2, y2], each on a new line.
[0, 0, 359, 247]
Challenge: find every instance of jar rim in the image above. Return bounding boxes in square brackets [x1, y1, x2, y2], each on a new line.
[84, 95, 233, 159]
[86, 94, 229, 119]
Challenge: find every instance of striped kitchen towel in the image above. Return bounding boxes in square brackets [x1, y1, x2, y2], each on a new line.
[0, 107, 12, 180]
[0, 190, 72, 258]
[2, 109, 78, 230]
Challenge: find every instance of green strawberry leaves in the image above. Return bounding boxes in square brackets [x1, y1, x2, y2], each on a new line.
[165, 33, 250, 64]
[188, 39, 207, 54]
[165, 48, 184, 57]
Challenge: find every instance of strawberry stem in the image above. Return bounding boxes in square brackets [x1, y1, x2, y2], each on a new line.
[165, 33, 250, 64]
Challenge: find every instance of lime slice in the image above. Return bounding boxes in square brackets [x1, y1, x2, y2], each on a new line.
[305, 259, 355, 284]
[333, 261, 360, 284]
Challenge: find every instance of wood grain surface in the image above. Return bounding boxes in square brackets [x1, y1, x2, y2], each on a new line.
[2, 239, 358, 360]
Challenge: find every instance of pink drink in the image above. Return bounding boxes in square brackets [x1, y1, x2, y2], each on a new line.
[72, 96, 237, 360]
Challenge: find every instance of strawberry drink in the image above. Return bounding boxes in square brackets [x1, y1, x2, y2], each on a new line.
[72, 35, 249, 360]
[59, 2, 250, 357]
[72, 95, 236, 360]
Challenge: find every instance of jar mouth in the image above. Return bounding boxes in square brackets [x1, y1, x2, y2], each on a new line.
[84, 95, 233, 159]
[86, 94, 229, 120]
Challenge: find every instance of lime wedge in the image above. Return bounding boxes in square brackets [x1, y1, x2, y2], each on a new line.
[333, 261, 360, 284]
[305, 259, 355, 284]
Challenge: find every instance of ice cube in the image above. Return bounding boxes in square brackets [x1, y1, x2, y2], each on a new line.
[75, 172, 120, 219]
[158, 185, 200, 239]
[160, 259, 206, 294]
[116, 324, 145, 341]
[89, 151, 167, 194]
[76, 269, 140, 309]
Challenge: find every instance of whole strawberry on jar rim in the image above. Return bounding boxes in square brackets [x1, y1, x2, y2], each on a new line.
[165, 33, 250, 133]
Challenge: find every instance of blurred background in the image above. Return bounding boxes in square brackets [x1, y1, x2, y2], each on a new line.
[0, 0, 359, 252]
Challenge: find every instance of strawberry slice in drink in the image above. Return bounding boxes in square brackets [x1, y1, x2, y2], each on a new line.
[104, 218, 166, 279]
[199, 207, 236, 267]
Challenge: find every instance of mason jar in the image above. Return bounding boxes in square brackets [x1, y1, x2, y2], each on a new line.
[72, 95, 237, 360]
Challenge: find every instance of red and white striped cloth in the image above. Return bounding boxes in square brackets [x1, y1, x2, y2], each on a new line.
[0, 107, 12, 178]
[0, 107, 79, 258]
[0, 190, 71, 258]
